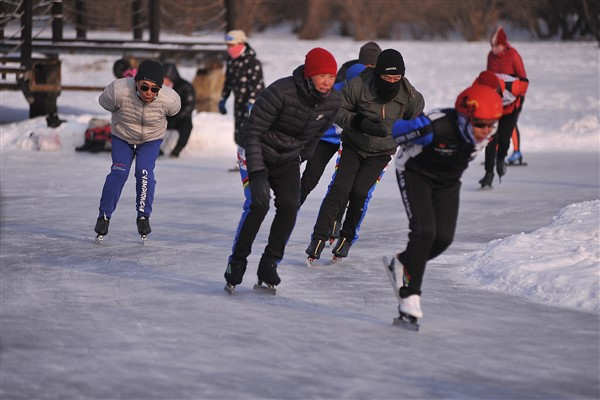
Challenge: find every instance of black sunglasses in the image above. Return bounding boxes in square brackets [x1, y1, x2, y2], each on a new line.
[140, 84, 160, 93]
[473, 121, 497, 129]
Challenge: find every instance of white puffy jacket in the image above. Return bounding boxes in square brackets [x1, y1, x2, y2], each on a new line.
[99, 78, 181, 145]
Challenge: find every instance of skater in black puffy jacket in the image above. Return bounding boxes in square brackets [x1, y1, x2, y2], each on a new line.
[386, 84, 503, 322]
[224, 47, 341, 293]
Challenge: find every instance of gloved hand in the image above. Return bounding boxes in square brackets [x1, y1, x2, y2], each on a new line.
[393, 114, 433, 146]
[249, 172, 270, 210]
[352, 115, 387, 137]
[410, 132, 433, 146]
[247, 101, 254, 113]
[218, 99, 227, 115]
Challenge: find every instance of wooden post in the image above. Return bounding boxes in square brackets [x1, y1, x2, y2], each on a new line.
[21, 0, 33, 69]
[75, 0, 86, 39]
[52, 0, 63, 42]
[149, 0, 160, 44]
[132, 0, 143, 40]
[224, 0, 234, 32]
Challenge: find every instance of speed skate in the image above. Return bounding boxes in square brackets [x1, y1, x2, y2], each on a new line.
[383, 256, 420, 331]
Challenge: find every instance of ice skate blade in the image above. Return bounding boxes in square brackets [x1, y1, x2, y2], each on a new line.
[479, 185, 493, 191]
[393, 313, 420, 331]
[507, 162, 528, 166]
[253, 282, 276, 295]
[95, 235, 105, 245]
[141, 235, 147, 244]
[383, 256, 402, 303]
[224, 283, 235, 295]
[306, 257, 316, 268]
[331, 256, 343, 265]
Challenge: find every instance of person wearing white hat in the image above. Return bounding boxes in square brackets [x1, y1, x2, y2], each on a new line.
[219, 29, 265, 171]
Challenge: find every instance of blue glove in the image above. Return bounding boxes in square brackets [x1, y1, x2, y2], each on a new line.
[247, 102, 254, 113]
[393, 114, 433, 145]
[218, 100, 227, 115]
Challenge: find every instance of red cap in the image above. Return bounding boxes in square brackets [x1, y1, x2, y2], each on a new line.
[303, 48, 337, 79]
[491, 26, 508, 46]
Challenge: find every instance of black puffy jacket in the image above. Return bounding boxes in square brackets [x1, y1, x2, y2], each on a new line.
[242, 65, 341, 175]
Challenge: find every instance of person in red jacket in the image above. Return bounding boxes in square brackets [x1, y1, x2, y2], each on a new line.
[474, 70, 529, 166]
[479, 26, 528, 188]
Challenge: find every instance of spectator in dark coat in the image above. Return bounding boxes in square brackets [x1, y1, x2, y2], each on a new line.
[163, 63, 195, 158]
[224, 47, 341, 293]
[219, 29, 265, 170]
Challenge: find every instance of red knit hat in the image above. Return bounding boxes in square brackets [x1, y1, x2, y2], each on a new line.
[303, 48, 337, 79]
[475, 71, 502, 94]
[491, 26, 508, 46]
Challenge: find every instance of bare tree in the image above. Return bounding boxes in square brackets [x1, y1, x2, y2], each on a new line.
[298, 0, 333, 40]
[447, 0, 500, 41]
[341, 0, 401, 41]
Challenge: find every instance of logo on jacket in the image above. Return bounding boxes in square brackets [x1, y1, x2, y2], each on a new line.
[316, 114, 325, 121]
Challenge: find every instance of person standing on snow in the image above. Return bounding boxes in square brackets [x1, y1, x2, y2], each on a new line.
[386, 84, 503, 324]
[93, 60, 181, 242]
[163, 62, 196, 158]
[479, 26, 528, 188]
[305, 49, 424, 264]
[224, 48, 341, 293]
[218, 29, 265, 172]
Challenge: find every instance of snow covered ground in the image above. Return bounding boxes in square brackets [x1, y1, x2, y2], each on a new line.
[1, 30, 598, 399]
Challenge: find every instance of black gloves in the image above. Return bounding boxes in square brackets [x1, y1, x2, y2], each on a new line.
[218, 99, 227, 115]
[352, 114, 388, 137]
[249, 172, 270, 210]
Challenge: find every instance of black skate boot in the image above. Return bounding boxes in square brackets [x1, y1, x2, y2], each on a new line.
[94, 214, 110, 244]
[305, 238, 326, 267]
[255, 259, 280, 295]
[479, 171, 494, 189]
[496, 157, 506, 184]
[224, 263, 246, 294]
[332, 236, 352, 263]
[328, 219, 342, 246]
[137, 216, 151, 242]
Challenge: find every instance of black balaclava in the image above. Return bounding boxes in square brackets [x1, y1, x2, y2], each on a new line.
[374, 49, 406, 102]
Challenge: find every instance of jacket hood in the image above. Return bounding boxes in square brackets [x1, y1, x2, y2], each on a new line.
[163, 63, 181, 83]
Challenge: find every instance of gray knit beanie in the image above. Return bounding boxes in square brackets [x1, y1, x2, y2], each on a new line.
[358, 42, 382, 65]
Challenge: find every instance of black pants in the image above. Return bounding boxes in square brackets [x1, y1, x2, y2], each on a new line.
[229, 158, 301, 267]
[300, 140, 340, 205]
[233, 104, 250, 146]
[311, 145, 390, 242]
[396, 168, 460, 296]
[484, 109, 520, 172]
[169, 117, 193, 156]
